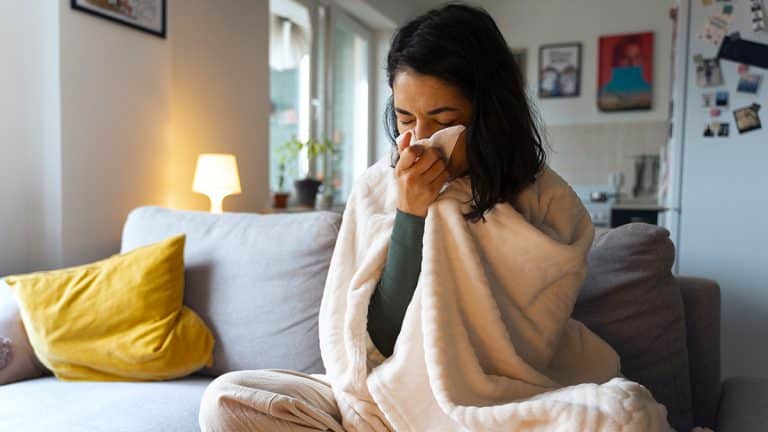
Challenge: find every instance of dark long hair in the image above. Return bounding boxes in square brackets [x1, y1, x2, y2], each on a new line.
[386, 3, 547, 223]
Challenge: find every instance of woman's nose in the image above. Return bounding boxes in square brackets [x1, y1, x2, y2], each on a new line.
[414, 122, 439, 141]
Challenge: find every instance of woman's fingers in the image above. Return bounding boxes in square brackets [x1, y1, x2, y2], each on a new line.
[424, 157, 448, 183]
[410, 148, 442, 175]
[397, 130, 413, 153]
[395, 144, 425, 176]
[430, 167, 451, 186]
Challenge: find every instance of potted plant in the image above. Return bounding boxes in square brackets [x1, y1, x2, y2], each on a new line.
[272, 161, 290, 209]
[276, 136, 336, 208]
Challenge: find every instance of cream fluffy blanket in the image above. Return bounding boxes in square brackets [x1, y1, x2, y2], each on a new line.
[318, 157, 672, 432]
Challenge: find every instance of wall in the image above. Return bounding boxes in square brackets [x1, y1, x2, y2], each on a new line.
[469, 0, 673, 126]
[0, 1, 62, 275]
[166, 0, 270, 213]
[0, 3, 36, 275]
[0, 0, 322, 273]
[58, 0, 171, 266]
[55, 0, 269, 267]
[546, 122, 668, 192]
[400, 0, 675, 194]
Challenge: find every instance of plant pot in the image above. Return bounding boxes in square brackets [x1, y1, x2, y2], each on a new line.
[294, 178, 322, 208]
[272, 192, 290, 209]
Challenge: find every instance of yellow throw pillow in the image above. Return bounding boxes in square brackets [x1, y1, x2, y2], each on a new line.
[5, 234, 214, 381]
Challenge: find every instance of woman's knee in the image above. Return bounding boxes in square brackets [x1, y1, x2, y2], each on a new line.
[199, 370, 265, 431]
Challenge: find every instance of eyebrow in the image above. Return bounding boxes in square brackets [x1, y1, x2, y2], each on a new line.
[395, 106, 459, 116]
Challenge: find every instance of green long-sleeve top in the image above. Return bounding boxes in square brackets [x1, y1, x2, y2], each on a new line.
[367, 209, 425, 357]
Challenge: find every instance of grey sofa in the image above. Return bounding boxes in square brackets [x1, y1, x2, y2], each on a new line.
[1, 206, 765, 431]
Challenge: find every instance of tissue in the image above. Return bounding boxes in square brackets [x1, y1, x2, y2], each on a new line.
[395, 125, 466, 162]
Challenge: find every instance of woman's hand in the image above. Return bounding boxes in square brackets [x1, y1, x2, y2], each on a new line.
[395, 131, 451, 218]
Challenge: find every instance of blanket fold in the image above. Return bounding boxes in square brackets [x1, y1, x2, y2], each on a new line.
[319, 157, 672, 432]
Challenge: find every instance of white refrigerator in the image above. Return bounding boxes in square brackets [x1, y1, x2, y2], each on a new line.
[666, 0, 768, 378]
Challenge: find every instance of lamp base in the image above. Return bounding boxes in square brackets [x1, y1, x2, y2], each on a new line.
[206, 194, 227, 214]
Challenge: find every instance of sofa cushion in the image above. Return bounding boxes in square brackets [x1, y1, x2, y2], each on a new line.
[6, 235, 214, 381]
[717, 376, 768, 432]
[0, 376, 210, 432]
[120, 207, 341, 377]
[572, 223, 693, 432]
[0, 279, 46, 384]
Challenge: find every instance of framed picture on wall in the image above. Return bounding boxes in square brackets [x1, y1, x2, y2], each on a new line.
[71, 0, 167, 38]
[538, 43, 582, 98]
[511, 48, 528, 84]
[598, 32, 654, 111]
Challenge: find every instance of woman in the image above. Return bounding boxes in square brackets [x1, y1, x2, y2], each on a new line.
[199, 4, 620, 432]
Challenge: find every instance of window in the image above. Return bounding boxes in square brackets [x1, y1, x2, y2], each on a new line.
[269, 0, 374, 205]
[269, 0, 311, 193]
[328, 9, 372, 203]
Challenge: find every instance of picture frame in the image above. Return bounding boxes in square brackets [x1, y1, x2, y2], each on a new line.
[71, 0, 166, 38]
[538, 43, 582, 98]
[598, 32, 654, 111]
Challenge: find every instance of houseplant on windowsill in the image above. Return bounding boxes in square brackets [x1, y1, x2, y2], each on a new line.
[276, 136, 336, 209]
[272, 161, 290, 209]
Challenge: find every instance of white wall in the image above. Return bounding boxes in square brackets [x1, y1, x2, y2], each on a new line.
[409, 0, 674, 194]
[58, 0, 172, 266]
[0, 1, 61, 275]
[0, 3, 35, 275]
[166, 0, 270, 214]
[457, 0, 674, 126]
[57, 0, 270, 267]
[0, 0, 272, 272]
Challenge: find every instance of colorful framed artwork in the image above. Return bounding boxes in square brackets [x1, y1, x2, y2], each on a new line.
[598, 32, 654, 111]
[71, 0, 166, 38]
[538, 43, 582, 98]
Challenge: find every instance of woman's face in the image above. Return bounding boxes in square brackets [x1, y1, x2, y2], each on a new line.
[392, 69, 473, 178]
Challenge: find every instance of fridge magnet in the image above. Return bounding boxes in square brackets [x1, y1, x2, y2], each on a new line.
[597, 32, 654, 111]
[703, 122, 717, 137]
[698, 11, 733, 45]
[539, 43, 582, 98]
[704, 122, 730, 138]
[702, 93, 714, 107]
[718, 123, 730, 137]
[738, 63, 750, 75]
[715, 91, 729, 107]
[710, 108, 722, 117]
[737, 73, 763, 93]
[734, 104, 762, 134]
[750, 0, 766, 32]
[718, 33, 768, 69]
[695, 58, 724, 87]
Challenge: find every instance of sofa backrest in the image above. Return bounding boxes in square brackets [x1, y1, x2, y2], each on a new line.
[121, 206, 341, 377]
[574, 223, 693, 431]
[120, 207, 701, 429]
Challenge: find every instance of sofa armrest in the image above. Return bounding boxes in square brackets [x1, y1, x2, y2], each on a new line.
[716, 376, 768, 431]
[677, 276, 721, 429]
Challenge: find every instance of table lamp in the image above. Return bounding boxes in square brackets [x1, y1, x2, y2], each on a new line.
[192, 153, 242, 213]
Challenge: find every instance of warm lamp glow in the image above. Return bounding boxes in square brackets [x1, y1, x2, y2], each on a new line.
[192, 154, 242, 213]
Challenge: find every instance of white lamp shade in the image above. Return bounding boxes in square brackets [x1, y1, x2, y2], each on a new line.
[192, 154, 242, 197]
